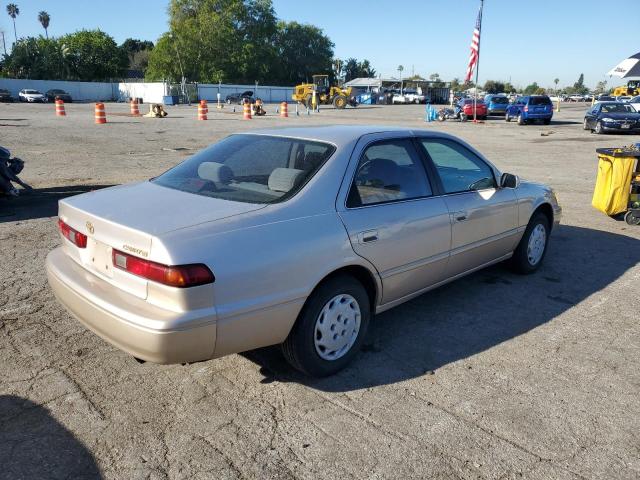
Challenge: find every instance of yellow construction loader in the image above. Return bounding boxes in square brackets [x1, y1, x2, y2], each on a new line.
[292, 75, 357, 109]
[612, 80, 640, 97]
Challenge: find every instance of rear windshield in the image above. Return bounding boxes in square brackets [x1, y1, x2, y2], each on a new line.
[491, 97, 508, 104]
[529, 96, 552, 105]
[24, 90, 40, 94]
[152, 135, 335, 204]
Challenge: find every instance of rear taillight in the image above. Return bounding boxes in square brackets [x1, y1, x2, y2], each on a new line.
[112, 249, 214, 288]
[524, 106, 529, 112]
[58, 219, 87, 248]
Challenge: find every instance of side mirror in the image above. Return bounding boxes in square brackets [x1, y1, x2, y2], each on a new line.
[500, 172, 520, 189]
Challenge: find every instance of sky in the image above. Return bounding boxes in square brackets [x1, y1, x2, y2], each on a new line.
[1, 0, 636, 90]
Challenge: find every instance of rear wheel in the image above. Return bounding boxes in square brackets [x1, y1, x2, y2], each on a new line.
[517, 114, 525, 125]
[510, 212, 550, 274]
[624, 210, 640, 225]
[583, 118, 589, 130]
[505, 113, 511, 122]
[281, 275, 370, 377]
[460, 113, 467, 122]
[332, 95, 348, 109]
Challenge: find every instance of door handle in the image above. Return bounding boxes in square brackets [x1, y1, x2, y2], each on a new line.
[358, 230, 379, 244]
[454, 211, 468, 222]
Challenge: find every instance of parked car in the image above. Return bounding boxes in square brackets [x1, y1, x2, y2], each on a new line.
[628, 95, 640, 112]
[18, 89, 46, 103]
[568, 94, 585, 102]
[0, 88, 14, 102]
[225, 90, 254, 104]
[616, 96, 632, 103]
[597, 94, 616, 102]
[484, 94, 509, 115]
[583, 102, 640, 134]
[583, 94, 594, 102]
[403, 89, 426, 104]
[45, 89, 73, 103]
[505, 95, 554, 125]
[391, 92, 407, 104]
[458, 98, 487, 120]
[45, 126, 561, 376]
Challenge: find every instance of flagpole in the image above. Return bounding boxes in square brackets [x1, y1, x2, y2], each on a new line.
[474, 0, 484, 123]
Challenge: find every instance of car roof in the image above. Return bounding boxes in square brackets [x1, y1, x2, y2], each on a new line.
[243, 125, 459, 146]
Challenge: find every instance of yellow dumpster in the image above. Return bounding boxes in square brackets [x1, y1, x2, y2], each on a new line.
[592, 148, 639, 216]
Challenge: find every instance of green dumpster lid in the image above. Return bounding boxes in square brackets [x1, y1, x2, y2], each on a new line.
[596, 147, 640, 158]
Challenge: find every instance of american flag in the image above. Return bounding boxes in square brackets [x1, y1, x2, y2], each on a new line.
[465, 6, 482, 82]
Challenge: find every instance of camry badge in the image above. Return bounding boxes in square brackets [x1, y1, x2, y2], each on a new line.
[86, 221, 95, 234]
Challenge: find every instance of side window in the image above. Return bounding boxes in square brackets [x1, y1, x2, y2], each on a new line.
[419, 140, 496, 194]
[347, 139, 432, 207]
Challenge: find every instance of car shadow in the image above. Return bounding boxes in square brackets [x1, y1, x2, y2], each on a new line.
[244, 224, 640, 391]
[0, 185, 115, 223]
[0, 395, 102, 479]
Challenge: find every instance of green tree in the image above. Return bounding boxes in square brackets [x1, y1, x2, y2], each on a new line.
[483, 80, 505, 94]
[1, 36, 66, 79]
[6, 3, 19, 43]
[503, 81, 516, 93]
[272, 21, 333, 85]
[553, 78, 559, 93]
[146, 0, 278, 83]
[358, 59, 375, 78]
[572, 73, 588, 95]
[38, 11, 50, 39]
[429, 72, 444, 87]
[450, 77, 462, 91]
[594, 80, 608, 94]
[59, 30, 128, 81]
[121, 38, 154, 72]
[523, 82, 540, 94]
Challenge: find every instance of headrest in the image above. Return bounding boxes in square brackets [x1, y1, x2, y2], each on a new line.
[268, 168, 304, 192]
[198, 162, 233, 184]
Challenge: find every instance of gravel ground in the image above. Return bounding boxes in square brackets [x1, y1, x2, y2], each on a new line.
[1, 101, 639, 480]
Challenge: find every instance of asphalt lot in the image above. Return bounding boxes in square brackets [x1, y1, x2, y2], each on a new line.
[1, 101, 639, 480]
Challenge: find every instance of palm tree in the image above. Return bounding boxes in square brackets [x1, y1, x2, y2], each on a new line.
[6, 3, 19, 43]
[397, 65, 404, 93]
[554, 78, 559, 94]
[38, 11, 50, 39]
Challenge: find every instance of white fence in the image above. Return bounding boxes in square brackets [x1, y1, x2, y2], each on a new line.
[0, 78, 295, 104]
[198, 84, 294, 104]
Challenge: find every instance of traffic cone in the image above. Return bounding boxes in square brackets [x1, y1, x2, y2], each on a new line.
[280, 102, 288, 118]
[243, 101, 252, 120]
[197, 101, 207, 121]
[200, 99, 208, 113]
[130, 98, 140, 116]
[94, 102, 106, 124]
[55, 99, 66, 117]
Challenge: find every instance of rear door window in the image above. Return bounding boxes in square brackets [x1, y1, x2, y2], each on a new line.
[530, 96, 552, 105]
[347, 139, 432, 207]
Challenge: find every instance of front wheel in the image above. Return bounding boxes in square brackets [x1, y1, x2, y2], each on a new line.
[583, 118, 589, 130]
[510, 212, 550, 274]
[594, 121, 604, 134]
[281, 275, 370, 377]
[505, 113, 511, 122]
[460, 113, 467, 122]
[332, 95, 347, 109]
[624, 210, 640, 226]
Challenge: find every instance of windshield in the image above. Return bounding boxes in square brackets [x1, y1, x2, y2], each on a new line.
[152, 135, 335, 204]
[491, 97, 508, 104]
[25, 90, 40, 94]
[50, 89, 65, 94]
[601, 104, 635, 113]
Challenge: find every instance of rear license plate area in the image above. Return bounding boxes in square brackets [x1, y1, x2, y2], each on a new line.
[86, 238, 114, 278]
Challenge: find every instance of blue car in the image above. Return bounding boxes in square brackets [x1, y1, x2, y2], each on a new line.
[505, 95, 554, 125]
[583, 102, 640, 134]
[484, 94, 509, 115]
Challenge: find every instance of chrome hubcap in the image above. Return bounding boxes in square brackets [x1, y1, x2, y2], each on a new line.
[314, 294, 361, 361]
[527, 224, 547, 266]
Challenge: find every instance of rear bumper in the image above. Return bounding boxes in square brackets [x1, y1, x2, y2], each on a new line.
[46, 248, 216, 364]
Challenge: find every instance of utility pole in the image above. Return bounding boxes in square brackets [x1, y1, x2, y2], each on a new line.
[1, 31, 6, 56]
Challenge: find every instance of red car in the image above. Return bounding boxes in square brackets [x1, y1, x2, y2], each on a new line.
[458, 98, 487, 120]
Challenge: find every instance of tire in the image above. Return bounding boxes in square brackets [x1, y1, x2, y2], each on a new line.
[226, 99, 231, 104]
[595, 121, 604, 134]
[510, 212, 550, 274]
[303, 94, 313, 108]
[583, 118, 589, 130]
[517, 114, 525, 125]
[505, 113, 511, 122]
[438, 113, 446, 122]
[543, 118, 551, 125]
[624, 210, 640, 226]
[460, 113, 467, 122]
[332, 95, 347, 109]
[281, 275, 371, 377]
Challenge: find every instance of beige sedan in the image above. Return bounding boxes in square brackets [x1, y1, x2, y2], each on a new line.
[46, 126, 561, 376]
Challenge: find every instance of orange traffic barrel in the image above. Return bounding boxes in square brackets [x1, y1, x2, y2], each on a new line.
[130, 98, 140, 116]
[243, 101, 252, 120]
[94, 102, 106, 124]
[55, 98, 66, 117]
[197, 101, 207, 121]
[280, 101, 288, 118]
